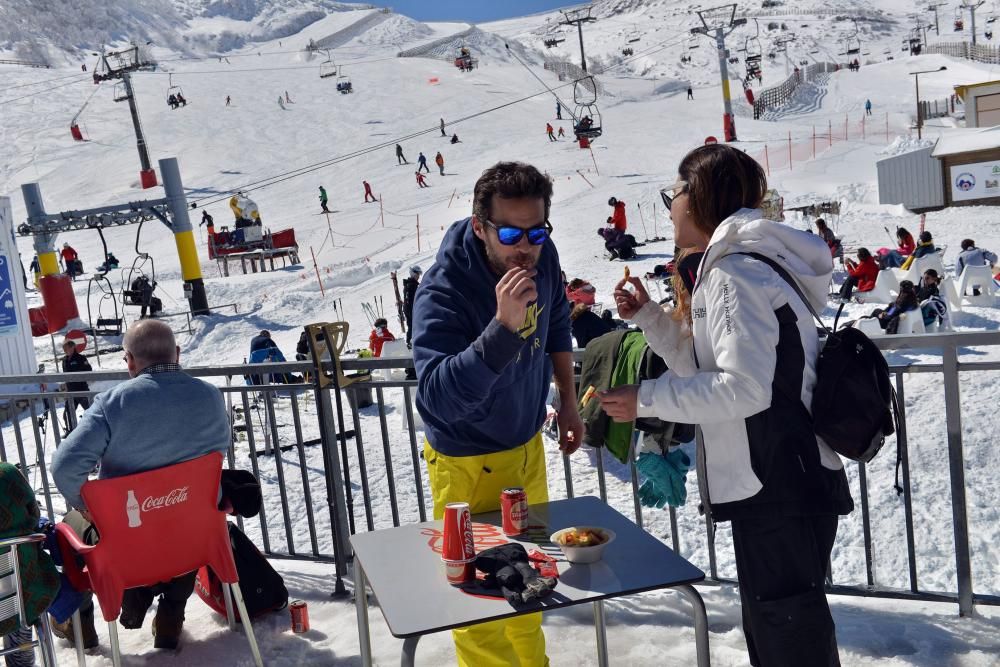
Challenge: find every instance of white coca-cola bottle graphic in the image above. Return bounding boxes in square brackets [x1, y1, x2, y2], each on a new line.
[126, 490, 142, 528]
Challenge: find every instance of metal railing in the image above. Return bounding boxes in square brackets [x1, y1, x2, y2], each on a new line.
[925, 41, 1000, 65]
[1, 331, 998, 615]
[753, 62, 837, 118]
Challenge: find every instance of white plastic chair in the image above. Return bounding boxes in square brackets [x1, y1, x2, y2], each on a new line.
[894, 252, 946, 285]
[956, 264, 996, 306]
[856, 269, 898, 305]
[379, 339, 410, 381]
[855, 317, 884, 337]
[941, 276, 963, 312]
[895, 310, 926, 335]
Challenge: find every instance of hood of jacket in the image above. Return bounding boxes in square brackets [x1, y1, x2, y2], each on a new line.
[697, 208, 833, 312]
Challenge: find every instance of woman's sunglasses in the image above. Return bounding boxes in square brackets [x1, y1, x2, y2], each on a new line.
[484, 219, 553, 246]
[659, 180, 689, 211]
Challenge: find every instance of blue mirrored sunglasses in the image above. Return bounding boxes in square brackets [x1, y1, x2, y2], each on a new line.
[485, 219, 553, 246]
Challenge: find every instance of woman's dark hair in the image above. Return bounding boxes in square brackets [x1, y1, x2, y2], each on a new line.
[919, 231, 933, 243]
[568, 278, 586, 289]
[899, 280, 915, 291]
[374, 317, 388, 328]
[897, 227, 911, 241]
[961, 238, 975, 251]
[857, 247, 871, 261]
[815, 218, 828, 230]
[473, 162, 553, 223]
[677, 145, 768, 238]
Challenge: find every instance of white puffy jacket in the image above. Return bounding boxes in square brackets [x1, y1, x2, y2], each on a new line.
[633, 208, 851, 518]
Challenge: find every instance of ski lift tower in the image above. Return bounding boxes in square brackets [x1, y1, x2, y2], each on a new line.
[962, 0, 986, 45]
[928, 3, 948, 36]
[92, 43, 158, 189]
[691, 4, 747, 142]
[775, 34, 796, 77]
[559, 6, 597, 73]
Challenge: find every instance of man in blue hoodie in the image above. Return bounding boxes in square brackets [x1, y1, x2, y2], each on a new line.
[412, 161, 584, 667]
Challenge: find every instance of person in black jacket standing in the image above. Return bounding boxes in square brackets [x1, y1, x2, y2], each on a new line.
[403, 265, 422, 347]
[60, 339, 91, 435]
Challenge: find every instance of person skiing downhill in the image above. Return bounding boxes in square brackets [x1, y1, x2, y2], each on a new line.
[415, 172, 429, 188]
[396, 144, 408, 165]
[363, 180, 376, 203]
[417, 152, 430, 173]
[278, 96, 286, 110]
[546, 123, 556, 141]
[556, 101, 562, 119]
[319, 186, 330, 213]
[865, 98, 872, 115]
[440, 117, 446, 137]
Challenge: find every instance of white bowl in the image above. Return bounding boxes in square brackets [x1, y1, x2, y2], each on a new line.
[550, 526, 616, 564]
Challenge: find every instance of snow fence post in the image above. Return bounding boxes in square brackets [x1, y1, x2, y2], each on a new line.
[787, 132, 792, 171]
[828, 119, 833, 147]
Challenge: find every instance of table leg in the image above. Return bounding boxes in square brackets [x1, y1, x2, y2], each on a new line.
[354, 562, 372, 667]
[592, 599, 609, 667]
[401, 636, 421, 667]
[676, 584, 710, 667]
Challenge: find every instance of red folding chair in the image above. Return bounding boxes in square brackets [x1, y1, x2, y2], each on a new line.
[54, 453, 263, 667]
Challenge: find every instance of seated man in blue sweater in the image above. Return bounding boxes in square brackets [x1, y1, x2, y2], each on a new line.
[412, 161, 585, 666]
[51, 319, 231, 651]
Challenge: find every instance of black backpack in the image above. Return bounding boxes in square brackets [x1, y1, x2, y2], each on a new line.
[736, 254, 901, 485]
[194, 523, 288, 621]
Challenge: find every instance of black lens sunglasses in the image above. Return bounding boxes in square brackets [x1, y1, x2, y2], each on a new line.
[659, 180, 689, 211]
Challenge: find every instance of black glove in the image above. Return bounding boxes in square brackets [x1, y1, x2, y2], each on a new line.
[473, 543, 556, 605]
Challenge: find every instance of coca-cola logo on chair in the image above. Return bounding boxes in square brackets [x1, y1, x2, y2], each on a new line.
[141, 487, 190, 512]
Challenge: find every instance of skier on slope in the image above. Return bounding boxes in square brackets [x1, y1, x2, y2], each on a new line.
[285, 90, 293, 103]
[415, 171, 429, 188]
[608, 197, 628, 232]
[556, 101, 562, 119]
[278, 96, 286, 110]
[440, 117, 446, 137]
[417, 152, 429, 173]
[319, 186, 330, 213]
[396, 144, 408, 164]
[546, 122, 556, 141]
[435, 152, 445, 176]
[363, 180, 376, 203]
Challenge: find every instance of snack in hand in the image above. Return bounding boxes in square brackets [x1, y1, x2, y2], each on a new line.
[623, 265, 631, 281]
[579, 385, 597, 408]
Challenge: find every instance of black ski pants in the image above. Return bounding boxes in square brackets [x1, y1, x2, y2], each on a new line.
[731, 514, 841, 667]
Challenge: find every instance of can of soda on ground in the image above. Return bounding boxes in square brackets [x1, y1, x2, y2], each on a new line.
[290, 599, 310, 633]
[501, 487, 528, 536]
[442, 502, 475, 585]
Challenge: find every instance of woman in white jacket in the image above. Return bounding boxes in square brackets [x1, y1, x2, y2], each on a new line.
[600, 145, 853, 667]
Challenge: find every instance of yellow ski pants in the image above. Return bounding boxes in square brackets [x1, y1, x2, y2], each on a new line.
[424, 432, 550, 667]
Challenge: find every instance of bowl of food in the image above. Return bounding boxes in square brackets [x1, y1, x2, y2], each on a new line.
[550, 526, 615, 564]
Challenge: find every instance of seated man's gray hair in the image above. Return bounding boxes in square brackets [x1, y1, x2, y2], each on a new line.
[123, 320, 177, 364]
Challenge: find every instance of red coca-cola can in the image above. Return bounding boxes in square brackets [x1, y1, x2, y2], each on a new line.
[442, 502, 475, 585]
[501, 487, 528, 536]
[290, 599, 309, 633]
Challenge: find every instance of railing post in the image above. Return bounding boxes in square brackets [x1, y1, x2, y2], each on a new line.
[941, 346, 974, 616]
[315, 384, 353, 598]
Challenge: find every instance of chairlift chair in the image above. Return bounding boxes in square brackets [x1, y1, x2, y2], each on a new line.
[627, 29, 641, 44]
[572, 76, 598, 106]
[688, 36, 701, 50]
[336, 66, 352, 93]
[845, 38, 861, 56]
[319, 51, 337, 79]
[166, 73, 184, 105]
[112, 82, 129, 103]
[572, 104, 602, 140]
[87, 273, 123, 337]
[544, 37, 565, 48]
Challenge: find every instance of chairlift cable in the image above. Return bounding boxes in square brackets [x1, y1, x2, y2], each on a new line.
[0, 76, 92, 107]
[190, 32, 693, 207]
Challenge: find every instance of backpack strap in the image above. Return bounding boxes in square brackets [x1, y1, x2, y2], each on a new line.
[729, 252, 833, 334]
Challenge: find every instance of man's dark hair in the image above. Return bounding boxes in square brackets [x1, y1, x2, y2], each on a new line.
[919, 231, 933, 243]
[473, 162, 553, 224]
[374, 317, 388, 328]
[961, 238, 975, 251]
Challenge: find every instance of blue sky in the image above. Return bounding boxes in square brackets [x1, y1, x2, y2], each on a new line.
[386, 1, 572, 23]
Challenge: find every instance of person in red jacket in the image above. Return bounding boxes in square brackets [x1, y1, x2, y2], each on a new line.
[565, 278, 596, 306]
[363, 180, 376, 203]
[608, 197, 627, 232]
[839, 247, 879, 301]
[369, 318, 396, 357]
[546, 122, 556, 141]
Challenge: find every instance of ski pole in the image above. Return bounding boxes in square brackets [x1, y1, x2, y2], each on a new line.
[636, 203, 649, 241]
